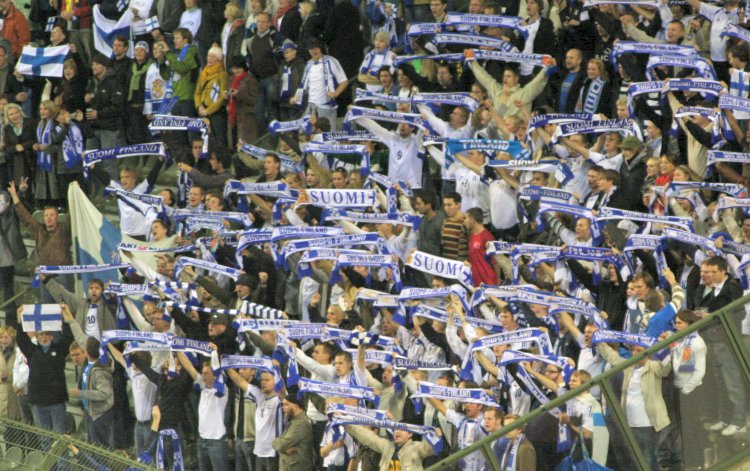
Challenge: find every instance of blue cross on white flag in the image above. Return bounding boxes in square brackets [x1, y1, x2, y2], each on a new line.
[45, 16, 57, 33]
[211, 83, 220, 102]
[16, 45, 70, 77]
[132, 16, 160, 35]
[21, 304, 63, 332]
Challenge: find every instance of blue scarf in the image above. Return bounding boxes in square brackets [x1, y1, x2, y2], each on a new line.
[36, 120, 54, 172]
[62, 122, 84, 168]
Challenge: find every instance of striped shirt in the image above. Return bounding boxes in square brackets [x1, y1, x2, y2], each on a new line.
[441, 215, 469, 261]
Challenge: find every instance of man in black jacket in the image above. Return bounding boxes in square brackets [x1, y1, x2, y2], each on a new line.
[688, 256, 746, 436]
[548, 48, 586, 113]
[14, 306, 74, 435]
[85, 53, 127, 180]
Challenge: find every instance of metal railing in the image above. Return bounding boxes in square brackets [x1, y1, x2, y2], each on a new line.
[426, 293, 750, 471]
[0, 416, 154, 470]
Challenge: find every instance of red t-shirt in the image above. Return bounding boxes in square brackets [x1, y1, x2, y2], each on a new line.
[469, 229, 497, 286]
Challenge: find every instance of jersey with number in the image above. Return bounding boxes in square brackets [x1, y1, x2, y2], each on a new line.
[385, 133, 422, 190]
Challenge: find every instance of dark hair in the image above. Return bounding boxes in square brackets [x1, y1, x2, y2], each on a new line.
[316, 342, 336, 360]
[335, 351, 353, 363]
[42, 205, 59, 214]
[466, 207, 483, 224]
[209, 143, 232, 169]
[88, 278, 104, 290]
[443, 191, 462, 204]
[632, 272, 655, 289]
[676, 309, 700, 325]
[600, 169, 621, 186]
[415, 189, 438, 210]
[85, 337, 101, 360]
[113, 36, 129, 47]
[485, 407, 505, 420]
[333, 167, 348, 178]
[265, 153, 281, 165]
[174, 27, 194, 43]
[161, 188, 176, 206]
[730, 43, 750, 64]
[315, 117, 332, 133]
[703, 255, 728, 273]
[378, 65, 393, 78]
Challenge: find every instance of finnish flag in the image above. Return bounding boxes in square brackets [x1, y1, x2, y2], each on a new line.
[93, 5, 133, 57]
[21, 304, 63, 333]
[16, 45, 70, 77]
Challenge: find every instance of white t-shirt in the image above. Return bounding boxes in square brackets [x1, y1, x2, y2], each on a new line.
[179, 7, 202, 38]
[306, 57, 347, 109]
[489, 179, 518, 230]
[85, 304, 100, 340]
[625, 367, 652, 427]
[127, 365, 158, 422]
[247, 385, 284, 457]
[197, 380, 229, 439]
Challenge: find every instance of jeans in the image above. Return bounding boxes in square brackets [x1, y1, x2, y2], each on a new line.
[86, 129, 125, 181]
[197, 436, 229, 471]
[631, 426, 659, 471]
[85, 408, 113, 448]
[234, 440, 255, 471]
[255, 456, 278, 471]
[134, 422, 153, 456]
[32, 403, 67, 433]
[256, 76, 278, 136]
[305, 103, 338, 130]
[711, 341, 747, 426]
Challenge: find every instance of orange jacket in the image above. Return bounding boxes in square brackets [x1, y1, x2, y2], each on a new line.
[1, 5, 30, 59]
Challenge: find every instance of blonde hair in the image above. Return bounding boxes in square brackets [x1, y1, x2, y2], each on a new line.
[208, 46, 224, 60]
[39, 100, 59, 120]
[588, 58, 608, 80]
[225, 1, 242, 20]
[3, 103, 24, 122]
[299, 1, 314, 16]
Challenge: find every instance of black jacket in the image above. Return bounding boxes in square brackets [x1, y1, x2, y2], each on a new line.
[278, 7, 302, 43]
[16, 322, 74, 406]
[548, 69, 586, 114]
[86, 71, 126, 131]
[132, 355, 194, 431]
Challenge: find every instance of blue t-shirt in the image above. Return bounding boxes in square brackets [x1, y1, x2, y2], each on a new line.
[558, 72, 579, 112]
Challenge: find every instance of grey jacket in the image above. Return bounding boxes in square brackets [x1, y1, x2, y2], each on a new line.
[46, 278, 118, 338]
[68, 318, 114, 421]
[0, 195, 26, 267]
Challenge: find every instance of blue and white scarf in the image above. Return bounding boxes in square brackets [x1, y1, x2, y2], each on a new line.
[721, 23, 750, 45]
[267, 116, 313, 136]
[149, 115, 208, 156]
[366, 171, 414, 197]
[412, 381, 499, 407]
[627, 81, 664, 117]
[223, 180, 294, 199]
[412, 92, 479, 112]
[298, 377, 378, 405]
[156, 429, 183, 471]
[596, 206, 694, 232]
[355, 88, 412, 107]
[433, 33, 516, 52]
[411, 304, 504, 333]
[663, 78, 724, 97]
[444, 13, 528, 38]
[393, 53, 464, 65]
[281, 232, 386, 267]
[239, 144, 304, 174]
[610, 41, 698, 67]
[33, 263, 131, 287]
[322, 129, 378, 142]
[499, 350, 574, 383]
[592, 329, 657, 348]
[173, 256, 241, 280]
[344, 106, 430, 133]
[645, 55, 716, 80]
[323, 208, 421, 229]
[331, 253, 402, 290]
[405, 251, 473, 286]
[297, 188, 378, 209]
[406, 22, 442, 37]
[446, 138, 530, 160]
[84, 142, 168, 170]
[62, 122, 84, 168]
[174, 209, 254, 228]
[471, 49, 551, 67]
[393, 355, 453, 371]
[36, 120, 54, 172]
[553, 119, 642, 143]
[577, 77, 606, 114]
[301, 141, 371, 175]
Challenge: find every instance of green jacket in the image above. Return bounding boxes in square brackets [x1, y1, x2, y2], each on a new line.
[272, 411, 314, 471]
[165, 45, 199, 100]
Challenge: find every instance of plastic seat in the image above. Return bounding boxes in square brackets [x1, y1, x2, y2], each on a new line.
[23, 450, 44, 467]
[3, 447, 22, 464]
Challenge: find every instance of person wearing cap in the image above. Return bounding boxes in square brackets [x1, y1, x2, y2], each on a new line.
[126, 41, 153, 145]
[277, 39, 304, 121]
[358, 31, 395, 92]
[84, 52, 127, 180]
[291, 37, 348, 130]
[617, 134, 649, 212]
[272, 394, 314, 471]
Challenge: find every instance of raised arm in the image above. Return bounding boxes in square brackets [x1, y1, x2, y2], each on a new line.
[106, 343, 127, 369]
[176, 352, 198, 381]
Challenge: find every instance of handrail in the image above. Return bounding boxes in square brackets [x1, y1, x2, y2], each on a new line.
[0, 286, 34, 311]
[425, 292, 750, 470]
[0, 416, 154, 470]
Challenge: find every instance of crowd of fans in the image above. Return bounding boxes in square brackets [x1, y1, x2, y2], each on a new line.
[0, 0, 750, 469]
